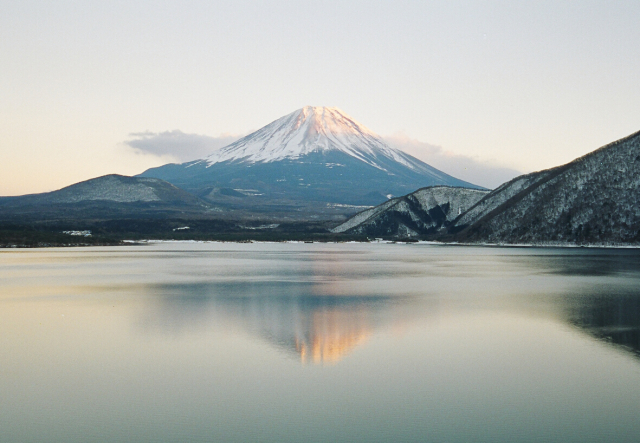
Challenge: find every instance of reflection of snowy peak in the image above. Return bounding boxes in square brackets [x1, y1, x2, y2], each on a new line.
[197, 106, 421, 172]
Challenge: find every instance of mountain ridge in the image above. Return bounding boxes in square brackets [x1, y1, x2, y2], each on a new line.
[331, 186, 489, 237]
[140, 106, 484, 209]
[334, 129, 640, 244]
[0, 174, 213, 221]
[454, 129, 640, 243]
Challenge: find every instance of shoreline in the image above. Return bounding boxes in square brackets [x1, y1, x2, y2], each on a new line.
[3, 238, 638, 249]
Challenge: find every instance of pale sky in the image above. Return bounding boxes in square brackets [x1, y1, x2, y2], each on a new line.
[1, 1, 639, 194]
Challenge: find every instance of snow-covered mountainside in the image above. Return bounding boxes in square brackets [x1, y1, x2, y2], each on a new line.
[47, 175, 160, 203]
[0, 175, 210, 220]
[453, 130, 640, 244]
[331, 186, 489, 237]
[198, 106, 434, 173]
[454, 171, 555, 228]
[14, 175, 202, 204]
[140, 107, 484, 208]
[333, 129, 640, 244]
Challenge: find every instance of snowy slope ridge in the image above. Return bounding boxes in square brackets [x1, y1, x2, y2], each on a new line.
[453, 129, 640, 244]
[331, 186, 489, 236]
[331, 128, 640, 243]
[196, 106, 427, 172]
[139, 106, 483, 209]
[0, 174, 212, 221]
[3, 175, 199, 204]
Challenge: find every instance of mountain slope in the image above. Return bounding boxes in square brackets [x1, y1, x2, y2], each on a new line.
[331, 186, 489, 237]
[139, 107, 484, 208]
[197, 107, 443, 173]
[0, 174, 211, 220]
[453, 130, 640, 244]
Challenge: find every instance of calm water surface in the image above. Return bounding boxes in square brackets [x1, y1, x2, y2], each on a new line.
[1, 242, 639, 442]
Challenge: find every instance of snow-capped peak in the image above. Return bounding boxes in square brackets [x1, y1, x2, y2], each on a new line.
[195, 106, 421, 171]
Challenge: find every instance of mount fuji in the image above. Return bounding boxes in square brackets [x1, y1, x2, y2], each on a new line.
[139, 107, 483, 212]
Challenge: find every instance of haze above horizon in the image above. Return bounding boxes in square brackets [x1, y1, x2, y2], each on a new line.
[1, 1, 639, 194]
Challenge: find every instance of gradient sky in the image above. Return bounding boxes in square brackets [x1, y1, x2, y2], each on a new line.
[1, 1, 639, 194]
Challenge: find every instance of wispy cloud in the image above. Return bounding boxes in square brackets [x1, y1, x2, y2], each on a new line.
[384, 133, 522, 189]
[125, 130, 243, 162]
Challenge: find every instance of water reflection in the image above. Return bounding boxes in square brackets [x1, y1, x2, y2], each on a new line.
[137, 279, 640, 364]
[526, 251, 640, 277]
[564, 291, 640, 358]
[138, 281, 409, 363]
[522, 251, 640, 357]
[3, 245, 640, 442]
[3, 245, 640, 366]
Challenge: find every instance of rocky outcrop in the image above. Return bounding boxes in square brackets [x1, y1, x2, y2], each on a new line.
[454, 130, 640, 244]
[331, 130, 640, 245]
[331, 186, 488, 237]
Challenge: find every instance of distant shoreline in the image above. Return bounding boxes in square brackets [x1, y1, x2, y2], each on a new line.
[3, 238, 639, 249]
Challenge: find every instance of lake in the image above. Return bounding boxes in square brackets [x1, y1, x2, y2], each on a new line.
[1, 242, 639, 443]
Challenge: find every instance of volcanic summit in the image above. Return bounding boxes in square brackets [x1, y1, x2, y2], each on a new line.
[140, 106, 483, 209]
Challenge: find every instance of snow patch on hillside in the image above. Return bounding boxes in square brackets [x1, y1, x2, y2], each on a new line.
[457, 129, 640, 244]
[330, 198, 402, 233]
[50, 175, 162, 203]
[455, 172, 550, 226]
[331, 186, 489, 235]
